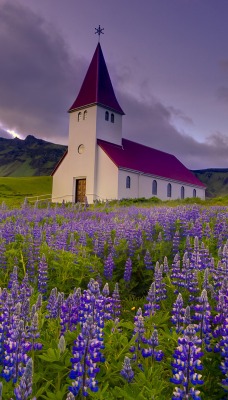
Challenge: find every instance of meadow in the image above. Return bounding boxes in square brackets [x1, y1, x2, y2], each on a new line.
[0, 177, 52, 207]
[0, 197, 228, 400]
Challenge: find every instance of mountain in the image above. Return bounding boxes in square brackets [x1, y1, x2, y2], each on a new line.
[0, 135, 227, 198]
[192, 169, 228, 198]
[0, 135, 67, 177]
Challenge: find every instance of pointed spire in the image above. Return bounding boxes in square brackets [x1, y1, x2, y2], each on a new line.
[69, 43, 124, 115]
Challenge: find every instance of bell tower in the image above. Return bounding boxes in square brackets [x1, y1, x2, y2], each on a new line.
[65, 34, 124, 203]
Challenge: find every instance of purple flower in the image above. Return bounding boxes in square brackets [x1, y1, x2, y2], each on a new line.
[104, 253, 115, 280]
[120, 357, 134, 382]
[170, 324, 204, 399]
[124, 258, 132, 283]
[14, 358, 34, 400]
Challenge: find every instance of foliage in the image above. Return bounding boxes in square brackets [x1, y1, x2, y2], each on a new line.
[0, 203, 228, 399]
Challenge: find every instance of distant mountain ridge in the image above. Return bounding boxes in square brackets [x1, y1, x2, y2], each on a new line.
[0, 135, 67, 177]
[0, 135, 227, 197]
[192, 168, 228, 198]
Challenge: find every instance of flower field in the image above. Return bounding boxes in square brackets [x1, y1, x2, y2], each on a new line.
[0, 202, 228, 399]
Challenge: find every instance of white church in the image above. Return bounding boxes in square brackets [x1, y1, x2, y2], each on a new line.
[52, 42, 205, 203]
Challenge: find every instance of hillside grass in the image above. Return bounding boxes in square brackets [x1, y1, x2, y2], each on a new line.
[0, 176, 228, 208]
[0, 176, 52, 206]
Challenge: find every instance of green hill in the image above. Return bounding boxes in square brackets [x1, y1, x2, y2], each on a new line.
[193, 168, 228, 198]
[0, 135, 66, 176]
[0, 176, 52, 206]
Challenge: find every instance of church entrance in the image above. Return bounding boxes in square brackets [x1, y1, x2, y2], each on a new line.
[75, 179, 86, 202]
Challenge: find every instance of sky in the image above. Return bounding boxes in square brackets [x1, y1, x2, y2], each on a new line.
[0, 0, 228, 169]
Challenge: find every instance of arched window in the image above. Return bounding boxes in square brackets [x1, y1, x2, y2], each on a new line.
[181, 186, 185, 199]
[78, 112, 82, 122]
[152, 180, 157, 195]
[167, 183, 172, 198]
[105, 111, 109, 121]
[83, 110, 87, 120]
[126, 176, 131, 189]
[193, 189, 196, 198]
[111, 113, 115, 123]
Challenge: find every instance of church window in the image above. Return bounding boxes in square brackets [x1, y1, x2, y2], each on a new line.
[193, 189, 196, 198]
[152, 180, 157, 195]
[167, 183, 172, 198]
[83, 110, 87, 120]
[111, 113, 115, 123]
[105, 111, 109, 121]
[78, 112, 82, 122]
[181, 186, 185, 199]
[126, 176, 131, 189]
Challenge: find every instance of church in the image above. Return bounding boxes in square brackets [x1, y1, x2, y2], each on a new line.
[51, 41, 205, 203]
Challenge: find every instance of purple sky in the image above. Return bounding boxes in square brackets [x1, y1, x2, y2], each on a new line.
[0, 0, 228, 169]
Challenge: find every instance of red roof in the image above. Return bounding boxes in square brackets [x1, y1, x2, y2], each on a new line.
[97, 139, 205, 187]
[69, 43, 124, 115]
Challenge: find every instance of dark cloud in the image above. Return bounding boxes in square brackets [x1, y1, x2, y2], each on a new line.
[0, 127, 11, 139]
[219, 59, 228, 72]
[0, 2, 227, 169]
[217, 86, 228, 103]
[168, 106, 194, 125]
[0, 2, 85, 142]
[118, 91, 228, 169]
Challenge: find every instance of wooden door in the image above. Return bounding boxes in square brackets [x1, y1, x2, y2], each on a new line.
[75, 179, 86, 202]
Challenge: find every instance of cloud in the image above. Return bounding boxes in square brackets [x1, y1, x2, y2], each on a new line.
[118, 91, 228, 169]
[217, 86, 228, 103]
[0, 2, 85, 142]
[0, 127, 12, 139]
[0, 2, 227, 169]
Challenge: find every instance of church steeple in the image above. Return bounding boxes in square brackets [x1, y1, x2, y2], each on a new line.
[68, 43, 124, 115]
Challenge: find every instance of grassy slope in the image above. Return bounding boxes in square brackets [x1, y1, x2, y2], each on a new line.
[0, 176, 52, 206]
[193, 169, 228, 197]
[0, 176, 228, 208]
[0, 136, 66, 177]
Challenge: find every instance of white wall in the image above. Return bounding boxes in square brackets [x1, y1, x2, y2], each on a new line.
[96, 107, 122, 146]
[52, 153, 75, 203]
[95, 147, 118, 201]
[118, 169, 205, 200]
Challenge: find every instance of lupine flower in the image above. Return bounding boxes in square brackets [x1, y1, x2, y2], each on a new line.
[154, 262, 166, 301]
[1, 319, 30, 383]
[112, 283, 121, 320]
[130, 311, 145, 362]
[14, 358, 34, 400]
[171, 293, 185, 333]
[142, 328, 164, 361]
[66, 392, 75, 400]
[69, 315, 104, 397]
[103, 253, 115, 280]
[193, 289, 212, 351]
[120, 356, 134, 382]
[173, 230, 180, 255]
[124, 258, 132, 283]
[170, 324, 204, 400]
[144, 282, 160, 317]
[144, 250, 153, 270]
[37, 254, 48, 298]
[219, 317, 228, 390]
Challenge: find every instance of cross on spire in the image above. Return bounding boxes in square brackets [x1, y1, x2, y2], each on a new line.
[95, 25, 104, 41]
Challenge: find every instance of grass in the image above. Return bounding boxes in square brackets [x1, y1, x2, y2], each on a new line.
[0, 176, 227, 208]
[0, 176, 52, 207]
